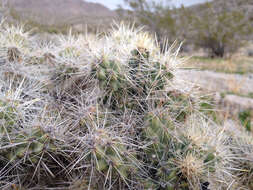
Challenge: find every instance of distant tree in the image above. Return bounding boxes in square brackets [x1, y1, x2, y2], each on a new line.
[190, 1, 251, 57]
[117, 0, 252, 57]
[172, 5, 195, 52]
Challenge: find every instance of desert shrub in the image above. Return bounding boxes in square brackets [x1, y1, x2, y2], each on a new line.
[118, 0, 177, 44]
[0, 22, 253, 190]
[190, 2, 251, 58]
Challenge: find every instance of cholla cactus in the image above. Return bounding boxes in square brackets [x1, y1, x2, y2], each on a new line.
[0, 23, 31, 63]
[228, 131, 253, 189]
[0, 21, 252, 190]
[74, 114, 141, 189]
[142, 113, 227, 190]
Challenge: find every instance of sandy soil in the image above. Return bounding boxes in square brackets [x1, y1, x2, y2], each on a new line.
[177, 70, 253, 96]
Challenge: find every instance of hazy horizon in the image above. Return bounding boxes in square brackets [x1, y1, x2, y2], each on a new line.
[86, 0, 209, 10]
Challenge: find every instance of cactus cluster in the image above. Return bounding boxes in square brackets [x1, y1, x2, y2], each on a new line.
[0, 22, 253, 190]
[227, 131, 253, 189]
[2, 126, 56, 163]
[142, 113, 222, 190]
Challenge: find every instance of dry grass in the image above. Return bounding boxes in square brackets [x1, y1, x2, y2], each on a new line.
[184, 55, 253, 74]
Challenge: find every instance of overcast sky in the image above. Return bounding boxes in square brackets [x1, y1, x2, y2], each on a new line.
[87, 0, 208, 10]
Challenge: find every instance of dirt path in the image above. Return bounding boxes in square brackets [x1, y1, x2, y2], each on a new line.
[177, 70, 253, 113]
[177, 70, 253, 96]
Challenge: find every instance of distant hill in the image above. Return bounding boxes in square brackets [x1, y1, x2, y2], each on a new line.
[0, 0, 117, 32]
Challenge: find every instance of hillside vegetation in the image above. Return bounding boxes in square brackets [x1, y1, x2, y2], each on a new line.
[120, 0, 253, 57]
[0, 21, 253, 190]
